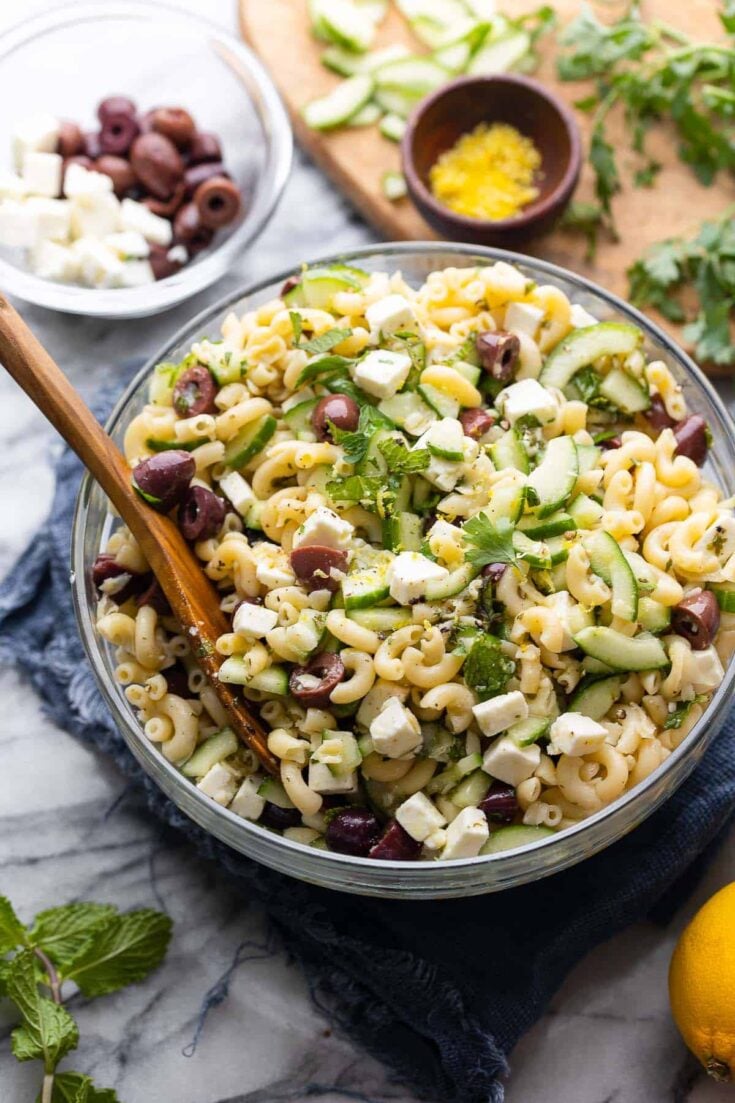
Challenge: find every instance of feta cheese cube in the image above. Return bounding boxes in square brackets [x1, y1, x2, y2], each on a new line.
[547, 712, 608, 757]
[120, 198, 173, 245]
[70, 192, 121, 240]
[439, 805, 489, 860]
[684, 645, 724, 693]
[387, 551, 448, 605]
[24, 197, 71, 242]
[352, 348, 412, 399]
[0, 201, 38, 248]
[498, 379, 558, 426]
[413, 421, 465, 492]
[196, 762, 238, 806]
[482, 735, 541, 786]
[292, 506, 353, 551]
[253, 545, 295, 589]
[29, 239, 80, 283]
[370, 696, 422, 758]
[218, 471, 255, 516]
[570, 303, 599, 329]
[308, 761, 358, 794]
[12, 113, 60, 170]
[396, 791, 446, 841]
[233, 602, 279, 639]
[473, 690, 528, 738]
[230, 775, 266, 821]
[356, 680, 409, 728]
[72, 237, 125, 288]
[504, 301, 545, 340]
[104, 230, 150, 259]
[22, 151, 63, 198]
[63, 162, 114, 198]
[365, 293, 417, 339]
[118, 260, 155, 288]
[0, 169, 28, 201]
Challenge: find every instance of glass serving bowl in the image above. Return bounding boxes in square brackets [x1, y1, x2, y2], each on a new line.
[0, 1, 292, 318]
[71, 243, 735, 898]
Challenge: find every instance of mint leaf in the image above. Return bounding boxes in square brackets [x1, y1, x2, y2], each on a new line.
[8, 950, 78, 1069]
[299, 327, 352, 356]
[377, 438, 430, 473]
[463, 636, 515, 701]
[30, 904, 117, 971]
[289, 311, 303, 344]
[296, 354, 354, 387]
[0, 957, 11, 997]
[330, 405, 395, 465]
[462, 514, 520, 569]
[40, 1071, 119, 1103]
[0, 895, 27, 953]
[64, 910, 172, 998]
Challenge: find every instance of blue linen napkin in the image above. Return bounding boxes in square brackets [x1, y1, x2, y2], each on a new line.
[2, 366, 735, 1103]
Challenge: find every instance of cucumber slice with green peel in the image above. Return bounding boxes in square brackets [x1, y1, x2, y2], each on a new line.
[506, 715, 551, 746]
[425, 561, 479, 601]
[540, 323, 644, 390]
[247, 666, 289, 695]
[379, 112, 407, 141]
[350, 102, 382, 126]
[467, 29, 531, 74]
[545, 534, 571, 566]
[518, 510, 575, 540]
[418, 382, 460, 420]
[451, 360, 482, 386]
[484, 470, 527, 524]
[709, 582, 735, 613]
[426, 418, 465, 460]
[574, 443, 601, 478]
[513, 531, 551, 569]
[373, 86, 418, 118]
[303, 75, 375, 131]
[598, 368, 651, 414]
[450, 769, 492, 809]
[322, 43, 409, 77]
[257, 777, 296, 809]
[432, 20, 492, 72]
[181, 728, 239, 779]
[574, 627, 669, 672]
[342, 552, 394, 609]
[224, 414, 277, 469]
[582, 655, 616, 676]
[621, 550, 657, 597]
[347, 607, 413, 632]
[480, 824, 555, 855]
[568, 492, 604, 529]
[245, 499, 265, 531]
[637, 597, 672, 634]
[490, 428, 529, 474]
[393, 474, 412, 513]
[309, 0, 376, 52]
[395, 0, 471, 46]
[412, 475, 440, 513]
[584, 530, 639, 621]
[382, 170, 407, 201]
[426, 752, 483, 796]
[527, 436, 578, 518]
[569, 674, 623, 720]
[382, 510, 423, 553]
[374, 55, 448, 97]
[145, 437, 199, 453]
[356, 427, 392, 476]
[284, 264, 367, 309]
[283, 398, 317, 435]
[378, 391, 436, 435]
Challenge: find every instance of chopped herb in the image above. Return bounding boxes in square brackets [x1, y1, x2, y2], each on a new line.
[296, 354, 354, 387]
[329, 406, 395, 465]
[560, 200, 611, 261]
[389, 331, 426, 388]
[572, 367, 614, 409]
[289, 311, 303, 343]
[664, 695, 706, 729]
[377, 437, 430, 473]
[447, 333, 481, 368]
[463, 635, 516, 701]
[299, 326, 352, 356]
[462, 514, 520, 569]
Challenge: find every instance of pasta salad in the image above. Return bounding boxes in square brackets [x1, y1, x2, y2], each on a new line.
[93, 259, 735, 862]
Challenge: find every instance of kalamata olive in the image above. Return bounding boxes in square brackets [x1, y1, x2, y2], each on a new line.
[188, 131, 222, 165]
[326, 808, 382, 857]
[280, 275, 300, 297]
[674, 415, 709, 467]
[143, 179, 186, 218]
[482, 563, 507, 582]
[183, 161, 228, 198]
[148, 243, 185, 280]
[95, 154, 137, 197]
[150, 107, 196, 150]
[476, 330, 520, 381]
[289, 652, 345, 707]
[91, 553, 142, 603]
[130, 132, 184, 199]
[178, 486, 226, 542]
[290, 545, 348, 593]
[479, 782, 518, 824]
[173, 201, 213, 254]
[57, 121, 84, 158]
[163, 662, 190, 698]
[260, 802, 302, 830]
[98, 95, 137, 123]
[83, 131, 103, 160]
[99, 113, 139, 156]
[311, 394, 360, 441]
[460, 407, 495, 440]
[173, 364, 217, 416]
[194, 175, 242, 229]
[135, 576, 170, 615]
[671, 587, 720, 650]
[599, 436, 622, 451]
[369, 820, 422, 860]
[132, 450, 195, 512]
[646, 393, 677, 431]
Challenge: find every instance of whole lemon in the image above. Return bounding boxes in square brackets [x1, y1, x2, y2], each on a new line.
[669, 881, 735, 1082]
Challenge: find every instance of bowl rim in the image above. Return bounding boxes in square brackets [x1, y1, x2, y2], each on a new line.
[401, 73, 582, 234]
[72, 240, 735, 889]
[0, 0, 293, 318]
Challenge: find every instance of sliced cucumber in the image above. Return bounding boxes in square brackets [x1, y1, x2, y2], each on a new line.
[569, 674, 623, 721]
[539, 323, 644, 390]
[146, 437, 199, 453]
[575, 443, 601, 478]
[374, 55, 448, 99]
[484, 470, 526, 524]
[426, 417, 465, 461]
[506, 715, 550, 746]
[248, 666, 289, 695]
[412, 475, 440, 513]
[342, 551, 394, 609]
[432, 20, 491, 72]
[257, 777, 295, 809]
[584, 530, 639, 622]
[395, 0, 470, 47]
[309, 0, 376, 52]
[418, 382, 460, 420]
[598, 368, 651, 414]
[637, 597, 671, 634]
[450, 769, 492, 809]
[224, 414, 277, 469]
[425, 561, 479, 601]
[426, 751, 483, 796]
[451, 360, 482, 386]
[284, 264, 368, 310]
[518, 509, 574, 540]
[379, 112, 408, 141]
[490, 428, 529, 474]
[350, 102, 382, 126]
[283, 398, 317, 436]
[513, 531, 551, 570]
[467, 29, 531, 74]
[373, 86, 418, 118]
[322, 43, 409, 77]
[545, 534, 571, 566]
[383, 510, 422, 553]
[568, 492, 604, 530]
[709, 582, 735, 613]
[480, 824, 555, 854]
[356, 427, 392, 476]
[347, 607, 412, 632]
[382, 170, 407, 201]
[527, 436, 578, 519]
[181, 728, 238, 779]
[303, 75, 375, 131]
[378, 391, 436, 435]
[574, 627, 669, 672]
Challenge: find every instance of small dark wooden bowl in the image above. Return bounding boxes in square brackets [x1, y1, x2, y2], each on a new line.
[402, 74, 582, 246]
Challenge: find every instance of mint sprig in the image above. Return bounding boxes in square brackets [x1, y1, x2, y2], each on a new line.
[0, 894, 172, 1103]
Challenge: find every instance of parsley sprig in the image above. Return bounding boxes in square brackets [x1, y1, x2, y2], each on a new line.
[462, 514, 522, 569]
[1, 894, 171, 1102]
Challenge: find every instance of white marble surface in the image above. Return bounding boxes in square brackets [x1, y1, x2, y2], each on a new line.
[1, 2, 735, 1101]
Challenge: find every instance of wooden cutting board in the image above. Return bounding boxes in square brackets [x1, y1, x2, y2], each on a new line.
[240, 0, 732, 370]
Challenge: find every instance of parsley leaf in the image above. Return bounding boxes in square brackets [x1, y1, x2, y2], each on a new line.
[463, 636, 516, 701]
[8, 951, 79, 1069]
[63, 910, 172, 998]
[462, 514, 520, 569]
[377, 437, 430, 472]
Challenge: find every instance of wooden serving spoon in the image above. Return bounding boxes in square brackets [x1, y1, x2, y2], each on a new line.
[0, 295, 277, 775]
